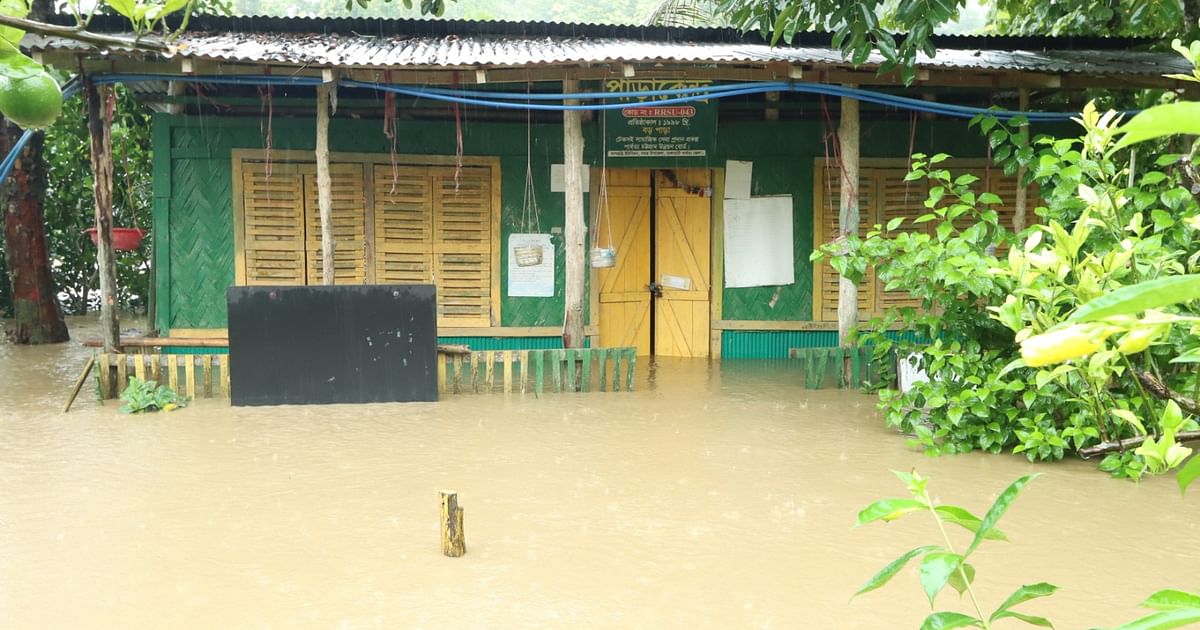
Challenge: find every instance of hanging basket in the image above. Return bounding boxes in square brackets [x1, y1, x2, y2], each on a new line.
[85, 227, 145, 251]
[513, 245, 545, 267]
[590, 247, 616, 268]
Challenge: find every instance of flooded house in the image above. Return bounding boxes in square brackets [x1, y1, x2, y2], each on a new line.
[27, 15, 1190, 365]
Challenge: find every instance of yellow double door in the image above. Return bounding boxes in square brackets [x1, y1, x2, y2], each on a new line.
[597, 169, 711, 357]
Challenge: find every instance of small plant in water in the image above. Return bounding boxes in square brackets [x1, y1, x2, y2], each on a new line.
[853, 470, 1055, 629]
[119, 377, 189, 414]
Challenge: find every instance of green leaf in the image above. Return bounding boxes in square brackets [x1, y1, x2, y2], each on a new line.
[989, 583, 1059, 624]
[946, 562, 975, 596]
[1168, 348, 1200, 364]
[919, 551, 962, 606]
[1111, 608, 1200, 630]
[1114, 102, 1200, 151]
[856, 498, 927, 526]
[887, 216, 904, 231]
[1141, 590, 1200, 611]
[990, 610, 1054, 627]
[965, 474, 1040, 557]
[999, 358, 1027, 378]
[934, 505, 1007, 541]
[1111, 409, 1147, 436]
[0, 0, 28, 46]
[0, 38, 43, 80]
[852, 545, 941, 598]
[1069, 275, 1200, 322]
[1178, 454, 1200, 496]
[921, 611, 982, 630]
[105, 0, 137, 20]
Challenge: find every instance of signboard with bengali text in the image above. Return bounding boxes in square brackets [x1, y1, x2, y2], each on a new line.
[602, 78, 716, 163]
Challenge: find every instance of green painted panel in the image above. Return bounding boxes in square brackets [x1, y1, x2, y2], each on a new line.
[438, 336, 578, 350]
[721, 330, 927, 359]
[162, 347, 228, 355]
[168, 157, 235, 329]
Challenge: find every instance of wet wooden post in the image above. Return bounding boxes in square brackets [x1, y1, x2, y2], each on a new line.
[562, 76, 586, 349]
[62, 355, 96, 412]
[837, 92, 859, 385]
[1013, 88, 1029, 232]
[86, 80, 120, 353]
[315, 81, 335, 285]
[440, 491, 466, 557]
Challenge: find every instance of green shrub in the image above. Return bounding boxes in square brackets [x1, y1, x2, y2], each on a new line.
[119, 377, 189, 414]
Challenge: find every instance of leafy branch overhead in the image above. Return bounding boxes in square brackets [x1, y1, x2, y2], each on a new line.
[711, 0, 1200, 84]
[0, 0, 455, 128]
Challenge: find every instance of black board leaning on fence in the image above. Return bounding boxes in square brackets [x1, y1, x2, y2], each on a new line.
[227, 285, 439, 406]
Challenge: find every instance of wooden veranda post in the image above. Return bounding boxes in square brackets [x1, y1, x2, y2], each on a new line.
[86, 80, 120, 352]
[562, 77, 586, 348]
[1013, 88, 1029, 233]
[837, 94, 860, 364]
[315, 83, 334, 285]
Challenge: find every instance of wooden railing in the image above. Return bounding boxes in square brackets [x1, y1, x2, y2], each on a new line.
[94, 347, 637, 400]
[787, 346, 889, 389]
[97, 353, 229, 399]
[439, 348, 637, 394]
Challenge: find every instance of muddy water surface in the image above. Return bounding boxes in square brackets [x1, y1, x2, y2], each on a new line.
[1, 317, 1197, 628]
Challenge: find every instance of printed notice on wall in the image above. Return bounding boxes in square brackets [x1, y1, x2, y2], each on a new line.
[508, 233, 555, 297]
[603, 78, 716, 160]
[723, 196, 795, 288]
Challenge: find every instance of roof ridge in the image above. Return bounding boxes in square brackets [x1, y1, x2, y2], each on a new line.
[42, 13, 1159, 52]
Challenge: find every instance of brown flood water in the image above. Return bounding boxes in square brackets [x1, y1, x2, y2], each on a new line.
[1, 317, 1197, 629]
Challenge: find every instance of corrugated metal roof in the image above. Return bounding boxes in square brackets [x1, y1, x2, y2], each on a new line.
[26, 15, 1188, 77]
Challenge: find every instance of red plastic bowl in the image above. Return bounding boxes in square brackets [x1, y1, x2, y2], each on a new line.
[85, 227, 145, 251]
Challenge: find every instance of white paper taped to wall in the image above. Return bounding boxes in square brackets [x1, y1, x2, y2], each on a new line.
[723, 195, 795, 288]
[508, 233, 555, 297]
[724, 160, 752, 199]
[550, 164, 591, 192]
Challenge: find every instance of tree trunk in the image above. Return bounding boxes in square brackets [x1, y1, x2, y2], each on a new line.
[315, 84, 334, 285]
[86, 80, 120, 352]
[837, 93, 859, 350]
[1184, 0, 1200, 35]
[1, 122, 69, 344]
[1013, 89, 1029, 233]
[561, 78, 586, 349]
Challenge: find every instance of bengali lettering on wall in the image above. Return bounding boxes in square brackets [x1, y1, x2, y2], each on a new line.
[602, 78, 716, 162]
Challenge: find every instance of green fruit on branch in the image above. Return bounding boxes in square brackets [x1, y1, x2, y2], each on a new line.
[0, 72, 62, 129]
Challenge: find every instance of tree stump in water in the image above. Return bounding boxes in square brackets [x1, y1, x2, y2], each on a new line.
[440, 491, 466, 557]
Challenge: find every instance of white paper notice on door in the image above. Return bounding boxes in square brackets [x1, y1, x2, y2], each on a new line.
[723, 195, 794, 288]
[508, 233, 555, 297]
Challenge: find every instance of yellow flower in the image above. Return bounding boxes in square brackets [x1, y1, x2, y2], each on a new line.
[1020, 324, 1106, 367]
[1116, 326, 1162, 355]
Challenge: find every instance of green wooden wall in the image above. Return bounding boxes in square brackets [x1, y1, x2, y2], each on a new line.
[153, 110, 1053, 339]
[153, 113, 597, 332]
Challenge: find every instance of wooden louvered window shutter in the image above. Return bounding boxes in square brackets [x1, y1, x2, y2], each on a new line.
[812, 161, 1036, 323]
[432, 167, 494, 327]
[240, 162, 308, 285]
[814, 165, 876, 322]
[874, 169, 929, 314]
[373, 165, 434, 284]
[303, 163, 368, 284]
